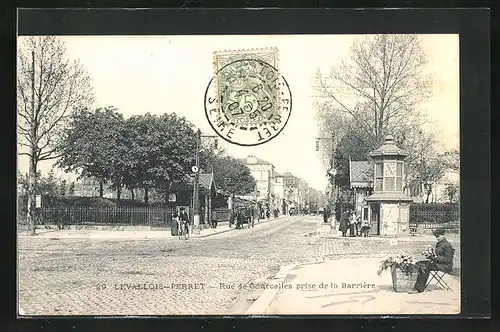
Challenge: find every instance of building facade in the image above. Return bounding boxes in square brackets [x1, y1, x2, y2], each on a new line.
[349, 159, 374, 223]
[283, 172, 299, 213]
[239, 155, 276, 212]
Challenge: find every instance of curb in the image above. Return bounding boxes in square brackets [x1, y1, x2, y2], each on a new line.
[245, 259, 326, 315]
[18, 216, 289, 240]
[198, 215, 287, 239]
[245, 263, 297, 315]
[319, 234, 456, 243]
[195, 227, 234, 238]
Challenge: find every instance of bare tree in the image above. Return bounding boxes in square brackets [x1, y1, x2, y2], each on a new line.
[17, 36, 93, 235]
[314, 34, 440, 197]
[314, 34, 433, 148]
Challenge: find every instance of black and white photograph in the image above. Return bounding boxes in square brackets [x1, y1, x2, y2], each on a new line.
[17, 30, 463, 316]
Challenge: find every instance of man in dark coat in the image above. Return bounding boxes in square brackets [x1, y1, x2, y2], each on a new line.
[339, 210, 349, 237]
[236, 208, 245, 229]
[179, 208, 190, 235]
[410, 228, 455, 293]
[211, 209, 218, 228]
[323, 206, 331, 223]
[229, 209, 237, 228]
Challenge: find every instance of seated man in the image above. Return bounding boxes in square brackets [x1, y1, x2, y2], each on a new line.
[410, 228, 455, 293]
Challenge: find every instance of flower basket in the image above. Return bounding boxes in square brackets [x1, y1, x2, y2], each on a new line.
[377, 254, 420, 292]
[390, 267, 418, 292]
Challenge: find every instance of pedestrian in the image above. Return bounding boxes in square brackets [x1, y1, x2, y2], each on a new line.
[409, 228, 455, 293]
[179, 207, 190, 235]
[351, 211, 360, 236]
[360, 220, 371, 237]
[171, 211, 180, 236]
[335, 203, 341, 223]
[250, 207, 255, 227]
[236, 208, 245, 229]
[266, 210, 270, 219]
[348, 211, 356, 237]
[339, 211, 349, 237]
[211, 208, 218, 228]
[229, 209, 236, 228]
[323, 206, 331, 223]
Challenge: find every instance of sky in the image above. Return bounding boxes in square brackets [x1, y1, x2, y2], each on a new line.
[17, 34, 459, 192]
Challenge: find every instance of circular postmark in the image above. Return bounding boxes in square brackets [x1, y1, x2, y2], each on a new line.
[204, 58, 292, 146]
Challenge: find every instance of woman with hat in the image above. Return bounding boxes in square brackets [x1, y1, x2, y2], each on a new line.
[409, 227, 455, 293]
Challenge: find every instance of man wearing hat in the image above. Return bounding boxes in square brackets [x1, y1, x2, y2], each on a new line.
[410, 227, 455, 293]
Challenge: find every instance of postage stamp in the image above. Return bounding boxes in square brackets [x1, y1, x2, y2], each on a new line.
[205, 48, 292, 146]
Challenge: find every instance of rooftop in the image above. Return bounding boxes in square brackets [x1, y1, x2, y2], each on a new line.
[170, 173, 216, 193]
[243, 155, 274, 166]
[199, 173, 216, 192]
[349, 160, 373, 184]
[369, 135, 408, 158]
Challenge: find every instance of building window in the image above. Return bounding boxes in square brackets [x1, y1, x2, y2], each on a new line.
[396, 161, 403, 192]
[383, 162, 397, 192]
[375, 162, 383, 191]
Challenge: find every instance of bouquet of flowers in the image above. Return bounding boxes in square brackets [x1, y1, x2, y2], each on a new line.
[377, 254, 420, 276]
[422, 246, 436, 260]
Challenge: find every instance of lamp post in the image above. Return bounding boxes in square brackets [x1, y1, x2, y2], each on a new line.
[316, 135, 339, 227]
[192, 129, 218, 234]
[315, 135, 338, 201]
[254, 190, 259, 221]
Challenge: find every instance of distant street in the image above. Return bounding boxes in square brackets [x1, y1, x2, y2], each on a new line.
[18, 215, 458, 315]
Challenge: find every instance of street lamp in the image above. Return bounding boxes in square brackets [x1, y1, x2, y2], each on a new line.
[192, 129, 219, 234]
[316, 135, 338, 201]
[254, 190, 259, 221]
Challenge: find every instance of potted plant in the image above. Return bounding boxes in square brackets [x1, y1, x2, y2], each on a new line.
[377, 254, 421, 292]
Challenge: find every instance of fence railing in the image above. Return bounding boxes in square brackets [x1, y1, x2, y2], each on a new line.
[410, 221, 460, 230]
[19, 207, 178, 227]
[409, 203, 459, 224]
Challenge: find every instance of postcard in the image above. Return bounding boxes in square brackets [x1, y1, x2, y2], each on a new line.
[17, 32, 461, 316]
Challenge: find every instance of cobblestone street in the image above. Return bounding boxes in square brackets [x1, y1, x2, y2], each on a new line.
[18, 215, 460, 316]
[18, 215, 322, 315]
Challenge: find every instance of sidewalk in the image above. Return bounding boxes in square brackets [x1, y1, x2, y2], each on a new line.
[312, 222, 460, 243]
[19, 215, 287, 240]
[246, 257, 460, 315]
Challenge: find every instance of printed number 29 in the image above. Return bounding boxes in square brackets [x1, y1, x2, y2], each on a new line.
[96, 284, 107, 290]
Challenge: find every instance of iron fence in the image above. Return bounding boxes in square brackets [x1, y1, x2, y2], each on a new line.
[409, 203, 459, 224]
[21, 207, 177, 227]
[411, 221, 460, 230]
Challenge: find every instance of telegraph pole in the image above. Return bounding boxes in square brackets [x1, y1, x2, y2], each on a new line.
[192, 129, 201, 234]
[192, 130, 218, 234]
[316, 135, 338, 227]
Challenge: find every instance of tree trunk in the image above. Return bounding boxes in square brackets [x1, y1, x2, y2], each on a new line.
[117, 184, 121, 201]
[425, 185, 432, 204]
[131, 188, 135, 200]
[26, 154, 37, 236]
[163, 182, 171, 206]
[99, 180, 104, 198]
[164, 190, 169, 206]
[144, 187, 149, 205]
[26, 50, 37, 236]
[231, 193, 235, 213]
